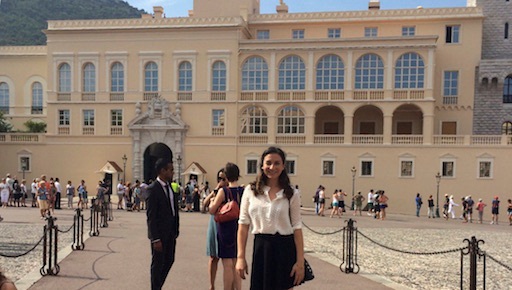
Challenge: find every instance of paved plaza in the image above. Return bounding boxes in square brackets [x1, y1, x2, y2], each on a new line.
[0, 202, 510, 290]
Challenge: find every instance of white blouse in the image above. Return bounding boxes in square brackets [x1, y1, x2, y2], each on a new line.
[238, 184, 302, 235]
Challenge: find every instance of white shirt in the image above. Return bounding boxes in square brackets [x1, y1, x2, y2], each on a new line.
[54, 181, 62, 193]
[368, 192, 374, 203]
[117, 183, 125, 194]
[157, 177, 175, 216]
[238, 185, 302, 235]
[31, 182, 38, 194]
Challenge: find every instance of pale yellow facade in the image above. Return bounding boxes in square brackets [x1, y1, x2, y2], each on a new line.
[1, 0, 509, 214]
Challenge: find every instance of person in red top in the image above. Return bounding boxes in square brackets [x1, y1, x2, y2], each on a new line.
[475, 198, 487, 224]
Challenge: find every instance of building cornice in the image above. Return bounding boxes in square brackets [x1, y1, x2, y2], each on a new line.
[239, 35, 438, 52]
[46, 16, 247, 31]
[249, 7, 483, 24]
[0, 45, 47, 56]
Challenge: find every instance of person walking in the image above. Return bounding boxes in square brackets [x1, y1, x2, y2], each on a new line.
[466, 195, 474, 223]
[317, 185, 326, 216]
[378, 191, 389, 220]
[476, 198, 486, 224]
[236, 147, 305, 289]
[447, 195, 458, 219]
[146, 158, 180, 290]
[367, 189, 374, 216]
[0, 178, 9, 208]
[490, 196, 500, 225]
[415, 193, 422, 217]
[442, 194, 449, 219]
[427, 195, 435, 218]
[329, 189, 341, 218]
[77, 180, 87, 209]
[209, 163, 243, 290]
[353, 192, 365, 216]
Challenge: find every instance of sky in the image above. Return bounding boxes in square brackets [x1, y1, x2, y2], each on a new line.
[126, 0, 468, 17]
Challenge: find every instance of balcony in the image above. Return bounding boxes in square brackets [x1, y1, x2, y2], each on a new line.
[238, 135, 268, 144]
[275, 135, 306, 144]
[110, 127, 123, 135]
[178, 92, 193, 101]
[57, 93, 71, 101]
[240, 91, 269, 101]
[0, 133, 43, 143]
[82, 127, 95, 135]
[110, 92, 124, 101]
[353, 90, 384, 100]
[433, 135, 464, 145]
[81, 93, 96, 101]
[143, 92, 159, 101]
[352, 135, 383, 144]
[393, 90, 425, 100]
[314, 91, 344, 101]
[314, 134, 344, 144]
[58, 127, 70, 135]
[392, 135, 423, 145]
[210, 92, 226, 101]
[211, 127, 224, 136]
[443, 96, 458, 105]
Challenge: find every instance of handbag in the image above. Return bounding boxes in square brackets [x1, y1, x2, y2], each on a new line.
[214, 187, 239, 223]
[288, 198, 314, 282]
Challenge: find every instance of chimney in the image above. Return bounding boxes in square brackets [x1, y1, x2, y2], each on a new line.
[276, 0, 288, 14]
[369, 0, 380, 10]
[153, 6, 164, 18]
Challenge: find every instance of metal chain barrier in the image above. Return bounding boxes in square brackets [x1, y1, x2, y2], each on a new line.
[0, 232, 46, 258]
[40, 215, 60, 276]
[357, 229, 466, 255]
[301, 221, 344, 235]
[56, 223, 74, 234]
[72, 208, 85, 250]
[486, 253, 512, 272]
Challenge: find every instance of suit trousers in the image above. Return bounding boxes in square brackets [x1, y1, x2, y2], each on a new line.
[150, 238, 176, 290]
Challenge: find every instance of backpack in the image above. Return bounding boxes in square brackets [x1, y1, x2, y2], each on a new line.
[467, 198, 474, 207]
[313, 189, 320, 203]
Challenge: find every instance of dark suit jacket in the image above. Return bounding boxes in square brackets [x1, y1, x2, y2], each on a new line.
[146, 181, 180, 242]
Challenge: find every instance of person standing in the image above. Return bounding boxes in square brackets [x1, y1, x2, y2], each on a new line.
[427, 195, 435, 218]
[77, 180, 87, 209]
[378, 191, 389, 220]
[507, 199, 512, 226]
[0, 178, 9, 208]
[54, 178, 62, 210]
[209, 163, 243, 290]
[353, 192, 365, 216]
[146, 158, 180, 290]
[490, 196, 500, 225]
[367, 189, 374, 216]
[313, 186, 321, 215]
[476, 198, 487, 224]
[317, 186, 326, 216]
[66, 181, 75, 209]
[36, 180, 49, 219]
[117, 180, 125, 210]
[466, 195, 474, 223]
[31, 179, 38, 208]
[447, 195, 458, 219]
[415, 193, 422, 217]
[236, 146, 305, 289]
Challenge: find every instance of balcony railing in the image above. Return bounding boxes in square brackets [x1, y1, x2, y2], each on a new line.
[110, 92, 125, 101]
[352, 135, 384, 144]
[82, 127, 95, 135]
[392, 135, 424, 145]
[275, 135, 306, 144]
[353, 90, 384, 100]
[433, 135, 464, 145]
[240, 91, 269, 101]
[211, 127, 224, 136]
[0, 133, 43, 143]
[443, 96, 458, 105]
[58, 127, 70, 135]
[314, 134, 344, 144]
[276, 91, 306, 101]
[470, 135, 502, 145]
[178, 92, 193, 101]
[81, 93, 96, 101]
[143, 92, 159, 101]
[211, 92, 226, 101]
[110, 127, 123, 135]
[31, 107, 43, 115]
[238, 135, 268, 144]
[314, 91, 344, 101]
[393, 90, 425, 100]
[57, 93, 71, 101]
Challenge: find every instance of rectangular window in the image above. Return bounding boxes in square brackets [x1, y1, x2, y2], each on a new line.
[111, 110, 122, 127]
[83, 109, 94, 126]
[361, 160, 373, 177]
[257, 30, 270, 40]
[478, 161, 492, 178]
[442, 161, 455, 177]
[364, 27, 378, 38]
[322, 160, 334, 176]
[445, 25, 460, 43]
[247, 159, 258, 175]
[402, 26, 415, 36]
[443, 71, 458, 104]
[20, 156, 30, 172]
[212, 109, 225, 127]
[285, 160, 296, 175]
[400, 160, 414, 177]
[292, 29, 305, 39]
[59, 110, 70, 126]
[328, 28, 341, 38]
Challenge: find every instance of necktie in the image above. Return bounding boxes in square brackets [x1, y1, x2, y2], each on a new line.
[166, 184, 175, 216]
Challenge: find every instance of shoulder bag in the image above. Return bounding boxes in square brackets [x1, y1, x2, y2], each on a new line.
[214, 187, 240, 223]
[288, 196, 314, 282]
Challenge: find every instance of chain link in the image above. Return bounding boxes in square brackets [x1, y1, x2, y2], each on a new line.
[302, 222, 344, 235]
[56, 224, 74, 234]
[0, 232, 46, 258]
[357, 229, 466, 255]
[486, 253, 512, 272]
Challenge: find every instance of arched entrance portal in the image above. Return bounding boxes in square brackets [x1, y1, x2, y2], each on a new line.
[143, 143, 173, 182]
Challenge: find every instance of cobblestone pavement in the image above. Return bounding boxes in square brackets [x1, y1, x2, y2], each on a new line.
[1, 206, 511, 290]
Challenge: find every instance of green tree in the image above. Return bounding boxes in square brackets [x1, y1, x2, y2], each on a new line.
[24, 120, 47, 133]
[0, 111, 13, 132]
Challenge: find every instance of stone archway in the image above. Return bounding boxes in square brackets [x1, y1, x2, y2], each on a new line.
[143, 143, 173, 182]
[128, 97, 188, 183]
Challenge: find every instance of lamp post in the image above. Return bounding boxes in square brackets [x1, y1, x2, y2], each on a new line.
[22, 165, 26, 180]
[176, 155, 182, 186]
[435, 172, 441, 218]
[122, 154, 127, 182]
[351, 166, 356, 210]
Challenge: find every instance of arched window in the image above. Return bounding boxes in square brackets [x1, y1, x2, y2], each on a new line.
[144, 62, 158, 92]
[277, 106, 305, 134]
[241, 106, 267, 134]
[111, 62, 124, 92]
[242, 56, 268, 91]
[354, 53, 384, 89]
[503, 75, 512, 103]
[395, 53, 425, 89]
[212, 61, 226, 92]
[502, 121, 512, 135]
[31, 82, 43, 114]
[278, 56, 306, 90]
[58, 63, 71, 92]
[316, 54, 344, 90]
[0, 82, 9, 114]
[82, 63, 96, 92]
[178, 61, 193, 92]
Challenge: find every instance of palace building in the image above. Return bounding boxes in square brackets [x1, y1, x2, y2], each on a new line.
[1, 0, 511, 214]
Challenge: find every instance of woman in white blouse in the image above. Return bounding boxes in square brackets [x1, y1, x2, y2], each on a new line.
[236, 146, 305, 289]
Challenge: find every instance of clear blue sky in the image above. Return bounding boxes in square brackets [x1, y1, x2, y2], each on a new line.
[126, 0, 468, 17]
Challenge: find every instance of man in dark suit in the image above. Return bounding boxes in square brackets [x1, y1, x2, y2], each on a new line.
[146, 158, 180, 290]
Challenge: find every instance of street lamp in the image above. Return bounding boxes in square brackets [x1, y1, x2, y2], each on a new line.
[122, 154, 127, 182]
[22, 165, 26, 180]
[351, 166, 356, 210]
[176, 155, 182, 186]
[435, 172, 441, 218]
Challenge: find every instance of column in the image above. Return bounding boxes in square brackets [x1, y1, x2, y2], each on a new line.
[423, 114, 434, 145]
[344, 114, 353, 144]
[383, 114, 392, 145]
[306, 115, 314, 144]
[307, 52, 314, 92]
[269, 52, 276, 100]
[346, 51, 353, 94]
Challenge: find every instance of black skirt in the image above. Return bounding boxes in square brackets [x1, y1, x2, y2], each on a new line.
[251, 234, 297, 290]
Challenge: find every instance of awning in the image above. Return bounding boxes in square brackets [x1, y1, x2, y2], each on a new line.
[97, 161, 123, 174]
[181, 162, 207, 176]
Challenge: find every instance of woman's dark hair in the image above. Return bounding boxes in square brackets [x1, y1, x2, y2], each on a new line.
[216, 168, 225, 182]
[251, 146, 294, 199]
[224, 162, 240, 182]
